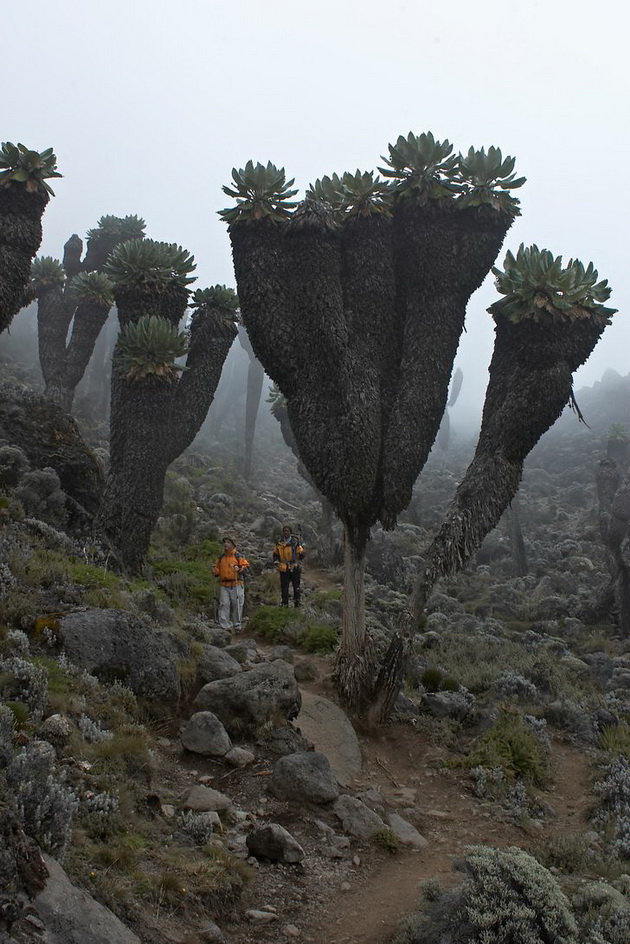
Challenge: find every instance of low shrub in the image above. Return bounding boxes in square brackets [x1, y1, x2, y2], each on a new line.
[460, 709, 548, 785]
[392, 845, 579, 944]
[302, 623, 338, 654]
[248, 604, 302, 642]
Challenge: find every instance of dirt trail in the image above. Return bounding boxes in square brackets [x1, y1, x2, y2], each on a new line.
[228, 564, 595, 944]
[310, 735, 591, 944]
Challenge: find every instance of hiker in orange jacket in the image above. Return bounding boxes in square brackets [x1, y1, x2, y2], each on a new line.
[213, 536, 250, 632]
[273, 525, 304, 607]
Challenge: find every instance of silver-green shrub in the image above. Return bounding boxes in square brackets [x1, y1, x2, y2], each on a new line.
[0, 656, 48, 719]
[0, 444, 30, 488]
[5, 742, 79, 858]
[0, 704, 16, 768]
[15, 467, 67, 526]
[396, 845, 579, 944]
[179, 809, 216, 845]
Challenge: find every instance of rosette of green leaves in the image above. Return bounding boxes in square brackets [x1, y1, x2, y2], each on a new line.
[86, 214, 146, 244]
[117, 315, 188, 381]
[308, 170, 391, 220]
[378, 131, 460, 204]
[190, 286, 239, 331]
[219, 161, 298, 224]
[71, 271, 115, 308]
[30, 257, 66, 295]
[456, 147, 526, 215]
[305, 173, 345, 217]
[266, 381, 287, 417]
[489, 244, 616, 325]
[190, 285, 239, 312]
[104, 239, 196, 289]
[0, 143, 62, 195]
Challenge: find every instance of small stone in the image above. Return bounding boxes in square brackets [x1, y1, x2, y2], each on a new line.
[224, 746, 255, 768]
[340, 882, 351, 892]
[181, 785, 232, 812]
[284, 925, 300, 938]
[245, 909, 277, 923]
[161, 804, 176, 818]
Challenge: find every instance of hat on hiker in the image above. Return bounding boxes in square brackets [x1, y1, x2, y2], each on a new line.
[222, 536, 236, 546]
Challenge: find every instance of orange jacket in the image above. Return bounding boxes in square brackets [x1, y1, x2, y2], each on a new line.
[213, 549, 250, 585]
[273, 536, 304, 573]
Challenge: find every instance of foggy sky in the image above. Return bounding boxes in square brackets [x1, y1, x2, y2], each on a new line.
[3, 0, 628, 422]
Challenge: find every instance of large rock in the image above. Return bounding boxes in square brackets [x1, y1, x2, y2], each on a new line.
[297, 691, 362, 786]
[59, 609, 183, 702]
[333, 795, 386, 838]
[193, 661, 301, 735]
[246, 824, 305, 863]
[180, 711, 232, 756]
[196, 645, 242, 684]
[269, 752, 340, 805]
[0, 384, 103, 531]
[31, 853, 141, 943]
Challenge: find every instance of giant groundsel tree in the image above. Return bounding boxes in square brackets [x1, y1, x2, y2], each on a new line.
[96, 239, 238, 572]
[222, 135, 615, 720]
[221, 134, 527, 709]
[371, 245, 616, 719]
[30, 215, 146, 411]
[0, 142, 60, 335]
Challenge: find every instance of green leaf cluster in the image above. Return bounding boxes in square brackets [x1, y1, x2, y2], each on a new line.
[30, 256, 66, 294]
[378, 131, 460, 205]
[86, 214, 146, 244]
[266, 381, 287, 416]
[489, 244, 616, 325]
[307, 170, 391, 219]
[222, 132, 526, 223]
[219, 161, 298, 224]
[456, 146, 526, 215]
[105, 239, 196, 289]
[190, 285, 239, 312]
[117, 315, 188, 381]
[0, 142, 62, 195]
[71, 271, 115, 308]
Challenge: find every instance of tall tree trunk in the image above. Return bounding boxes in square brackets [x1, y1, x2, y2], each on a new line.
[0, 188, 48, 335]
[99, 377, 174, 571]
[369, 314, 607, 722]
[243, 356, 264, 480]
[97, 287, 236, 572]
[597, 457, 630, 636]
[507, 494, 528, 576]
[333, 521, 373, 709]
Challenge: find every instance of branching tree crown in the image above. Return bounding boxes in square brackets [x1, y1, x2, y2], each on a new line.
[0, 143, 59, 335]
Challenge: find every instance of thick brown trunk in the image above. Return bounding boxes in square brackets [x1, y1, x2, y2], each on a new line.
[333, 521, 374, 710]
[243, 356, 264, 480]
[0, 187, 48, 335]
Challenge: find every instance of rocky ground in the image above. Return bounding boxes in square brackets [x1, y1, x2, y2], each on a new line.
[1, 366, 630, 943]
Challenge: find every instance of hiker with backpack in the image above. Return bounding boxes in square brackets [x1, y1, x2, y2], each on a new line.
[273, 525, 304, 607]
[213, 536, 250, 632]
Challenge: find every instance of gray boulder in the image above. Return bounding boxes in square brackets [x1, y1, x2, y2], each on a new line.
[59, 609, 183, 702]
[193, 661, 301, 735]
[333, 794, 386, 838]
[180, 785, 232, 813]
[196, 645, 242, 684]
[32, 853, 141, 943]
[386, 812, 428, 849]
[246, 823, 305, 863]
[269, 751, 339, 804]
[0, 384, 104, 532]
[180, 711, 232, 757]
